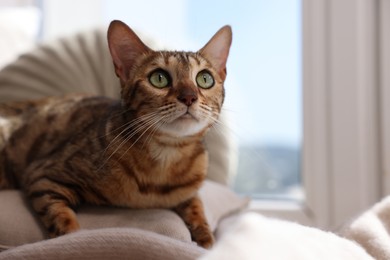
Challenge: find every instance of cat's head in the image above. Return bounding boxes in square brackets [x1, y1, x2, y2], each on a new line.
[107, 20, 232, 138]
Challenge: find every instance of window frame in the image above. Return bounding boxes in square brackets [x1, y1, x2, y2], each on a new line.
[250, 0, 382, 230]
[380, 0, 390, 195]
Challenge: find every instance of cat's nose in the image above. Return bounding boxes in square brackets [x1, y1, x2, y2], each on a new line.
[177, 92, 198, 106]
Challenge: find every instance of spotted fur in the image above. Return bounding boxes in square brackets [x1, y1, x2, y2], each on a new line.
[0, 20, 232, 248]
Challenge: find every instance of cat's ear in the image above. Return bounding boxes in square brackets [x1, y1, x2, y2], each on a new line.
[107, 20, 152, 82]
[199, 26, 232, 80]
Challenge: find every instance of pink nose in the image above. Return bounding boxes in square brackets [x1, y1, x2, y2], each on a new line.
[177, 93, 198, 106]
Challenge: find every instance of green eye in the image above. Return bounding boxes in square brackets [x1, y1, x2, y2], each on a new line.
[149, 70, 170, 88]
[196, 71, 214, 89]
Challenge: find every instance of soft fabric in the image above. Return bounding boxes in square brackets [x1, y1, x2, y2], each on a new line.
[341, 195, 390, 260]
[201, 213, 373, 260]
[0, 191, 191, 250]
[0, 27, 236, 185]
[0, 180, 248, 251]
[0, 228, 206, 260]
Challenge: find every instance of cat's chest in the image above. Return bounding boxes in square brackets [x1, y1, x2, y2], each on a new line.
[149, 143, 183, 170]
[107, 140, 207, 208]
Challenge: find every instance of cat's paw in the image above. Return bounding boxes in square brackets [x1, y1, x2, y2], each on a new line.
[44, 207, 81, 238]
[173, 196, 215, 248]
[48, 217, 80, 238]
[30, 193, 81, 238]
[192, 223, 215, 249]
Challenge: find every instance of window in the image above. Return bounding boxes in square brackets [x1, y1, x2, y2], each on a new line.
[302, 0, 381, 229]
[0, 1, 40, 69]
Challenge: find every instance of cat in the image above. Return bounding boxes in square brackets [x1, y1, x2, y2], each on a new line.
[0, 20, 232, 249]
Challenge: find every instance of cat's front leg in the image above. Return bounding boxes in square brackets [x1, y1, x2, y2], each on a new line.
[173, 195, 214, 249]
[27, 179, 81, 237]
[34, 199, 80, 237]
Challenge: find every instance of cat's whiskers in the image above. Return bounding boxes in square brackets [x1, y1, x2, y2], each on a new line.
[98, 112, 165, 170]
[104, 114, 160, 155]
[141, 108, 174, 149]
[99, 111, 161, 163]
[199, 103, 213, 112]
[102, 111, 161, 147]
[113, 113, 171, 163]
[120, 108, 173, 144]
[96, 106, 136, 137]
[129, 109, 175, 149]
[198, 104, 216, 120]
[102, 105, 175, 167]
[103, 103, 172, 143]
[197, 105, 232, 139]
[142, 119, 167, 150]
[209, 118, 228, 138]
[97, 110, 160, 140]
[206, 109, 253, 146]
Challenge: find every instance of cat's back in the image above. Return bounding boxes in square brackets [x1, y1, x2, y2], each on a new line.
[0, 94, 114, 144]
[0, 93, 114, 120]
[0, 94, 116, 183]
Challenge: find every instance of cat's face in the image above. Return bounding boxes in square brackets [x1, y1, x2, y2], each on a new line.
[108, 21, 232, 137]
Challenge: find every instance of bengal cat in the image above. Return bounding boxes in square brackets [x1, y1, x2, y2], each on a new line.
[0, 20, 232, 248]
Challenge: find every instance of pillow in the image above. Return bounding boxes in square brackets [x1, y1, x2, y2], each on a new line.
[0, 180, 248, 251]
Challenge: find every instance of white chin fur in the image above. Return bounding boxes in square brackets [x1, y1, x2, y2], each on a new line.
[159, 119, 209, 137]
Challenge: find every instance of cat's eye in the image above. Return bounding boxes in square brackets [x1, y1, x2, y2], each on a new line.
[149, 70, 170, 88]
[196, 71, 214, 89]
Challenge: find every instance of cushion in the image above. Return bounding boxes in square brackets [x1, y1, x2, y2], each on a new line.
[0, 228, 207, 260]
[0, 180, 249, 251]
